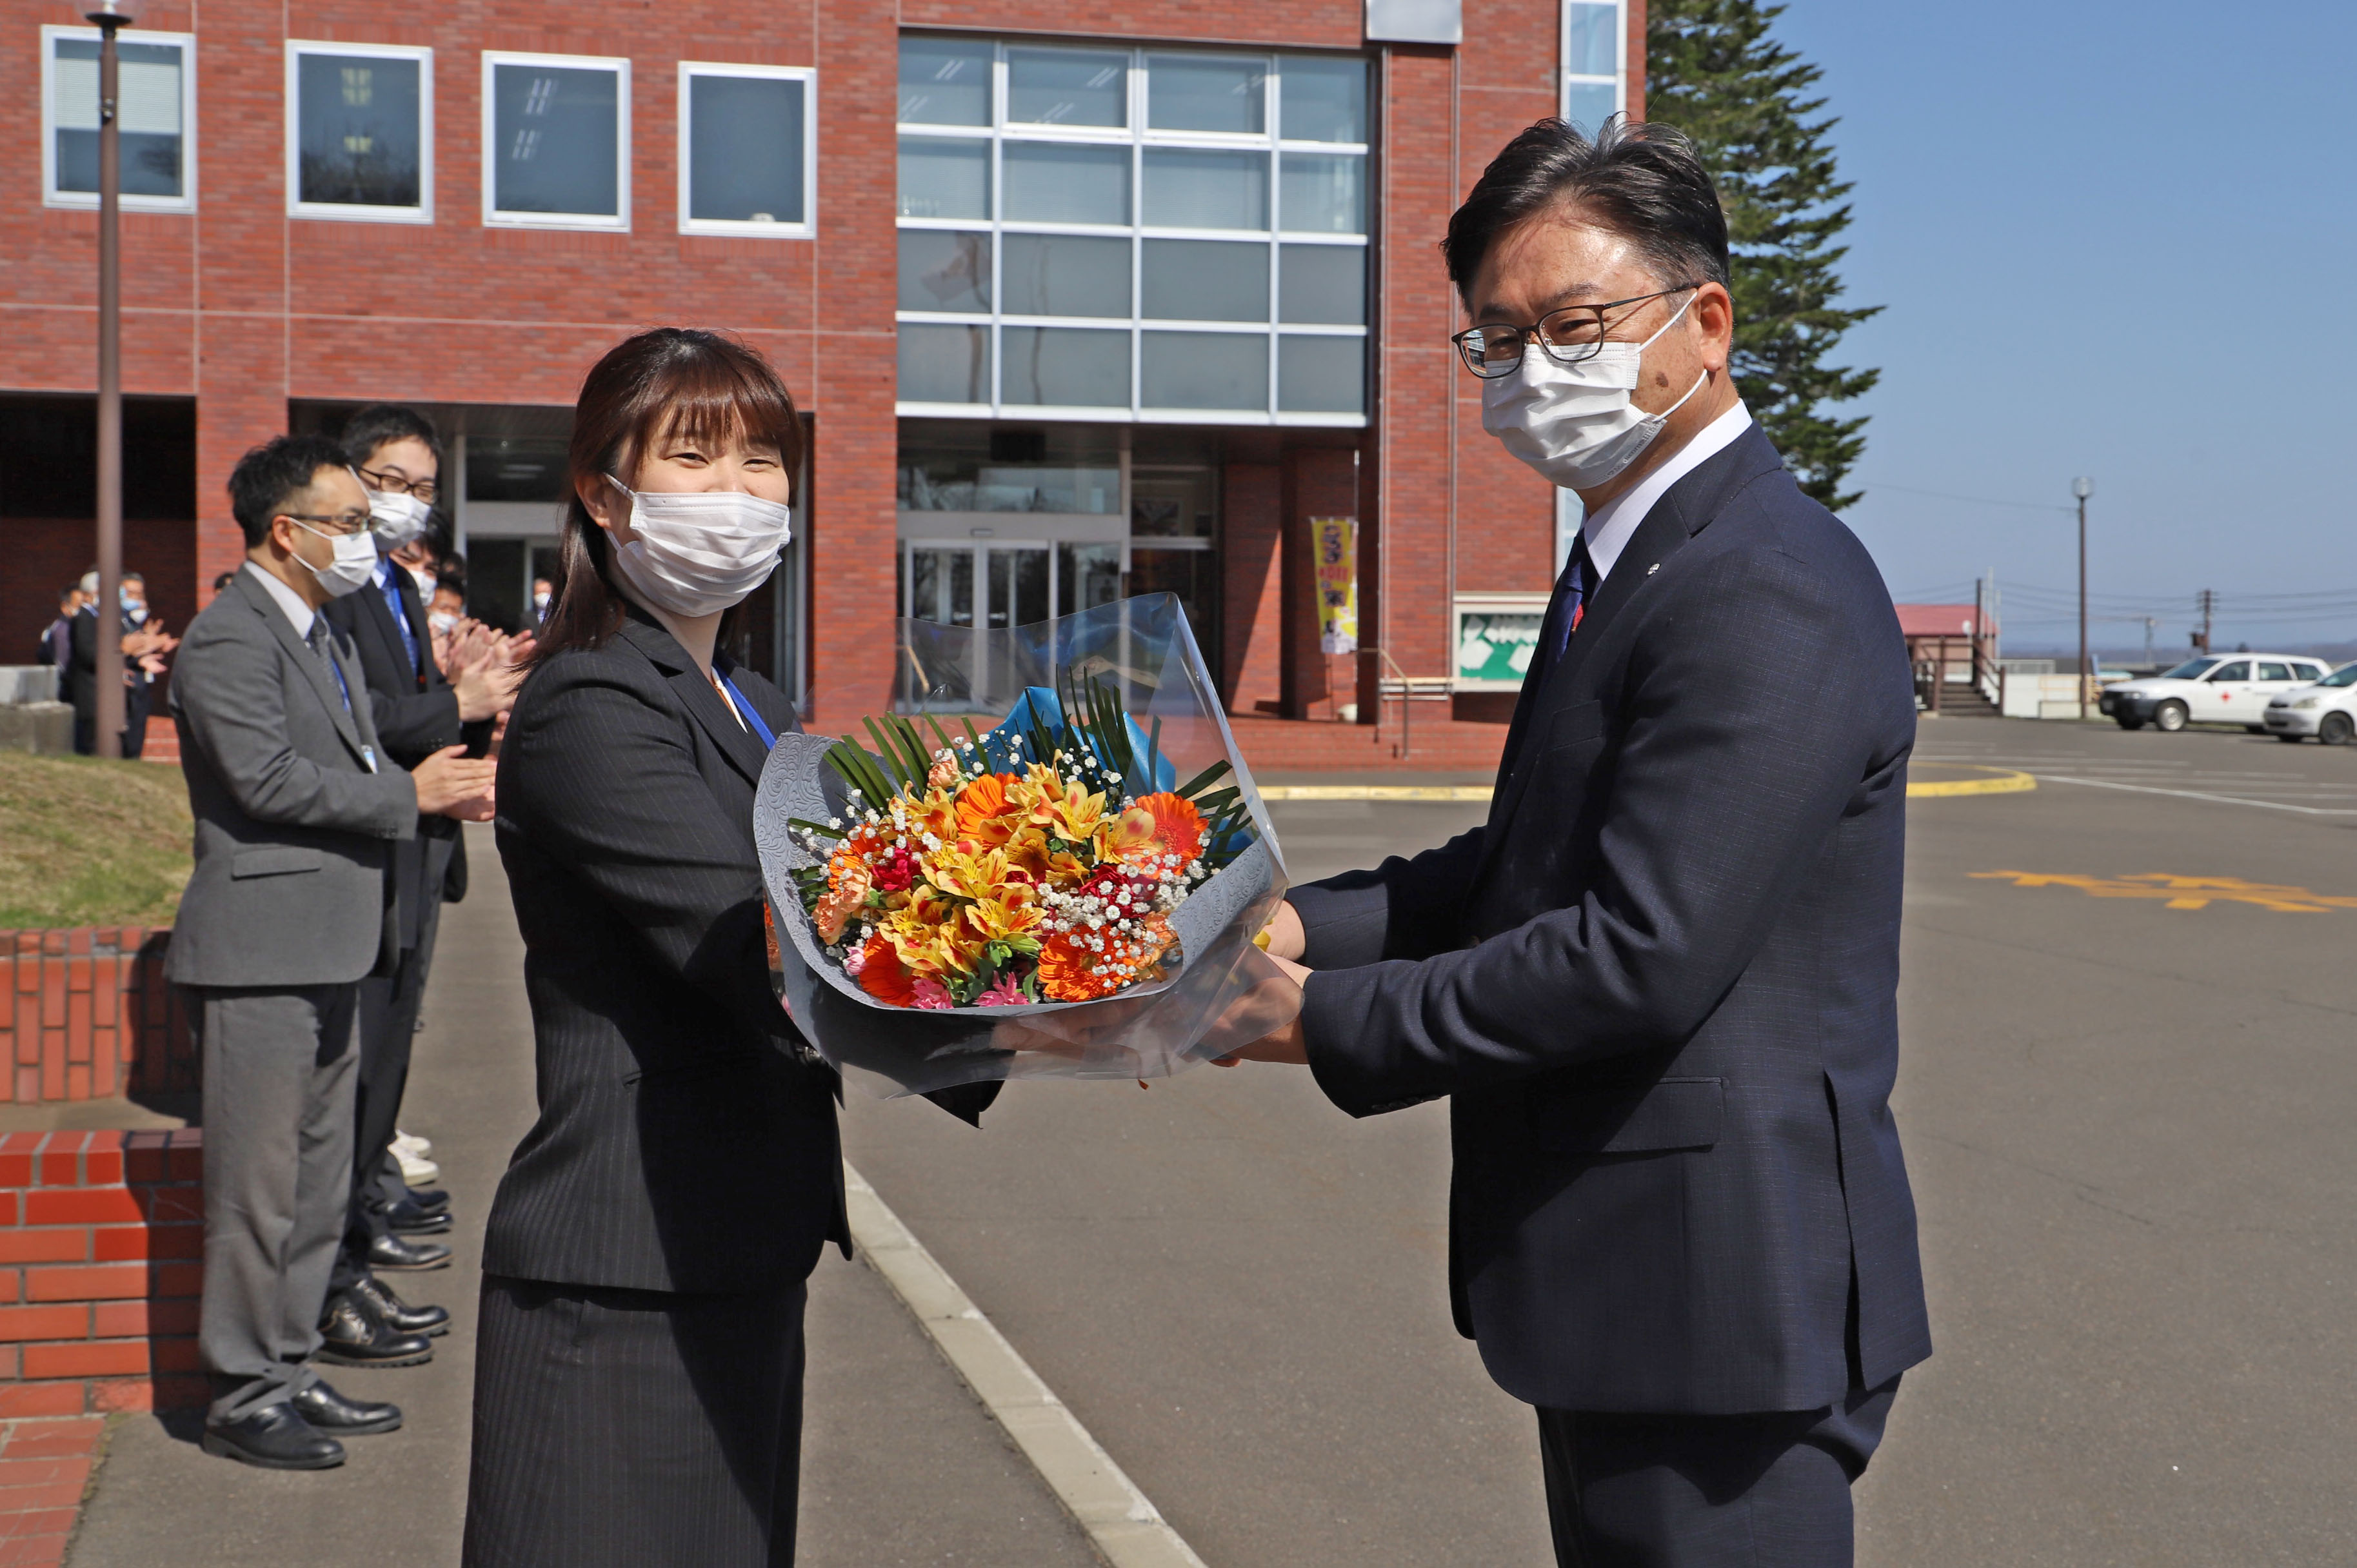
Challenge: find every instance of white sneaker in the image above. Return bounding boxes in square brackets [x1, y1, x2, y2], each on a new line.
[395, 1148, 441, 1186]
[392, 1130, 433, 1158]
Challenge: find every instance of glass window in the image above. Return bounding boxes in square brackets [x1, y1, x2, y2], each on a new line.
[1147, 54, 1266, 135]
[46, 31, 194, 210]
[2160, 657, 2220, 680]
[2320, 664, 2357, 688]
[2206, 662, 2251, 682]
[682, 66, 813, 233]
[1059, 542, 1125, 614]
[486, 55, 628, 225]
[1002, 328, 1130, 406]
[1143, 240, 1269, 322]
[899, 325, 992, 404]
[1144, 148, 1268, 231]
[899, 421, 1121, 513]
[1279, 56, 1366, 143]
[899, 36, 991, 126]
[1142, 332, 1268, 411]
[1280, 153, 1365, 233]
[1565, 3, 1620, 77]
[1279, 336, 1365, 414]
[1007, 48, 1127, 127]
[1129, 548, 1218, 653]
[1003, 142, 1131, 225]
[1130, 455, 1217, 537]
[291, 46, 427, 216]
[1563, 79, 1618, 135]
[899, 230, 992, 312]
[1002, 234, 1130, 319]
[466, 439, 572, 502]
[899, 136, 991, 219]
[1279, 245, 1366, 324]
[2258, 662, 2294, 682]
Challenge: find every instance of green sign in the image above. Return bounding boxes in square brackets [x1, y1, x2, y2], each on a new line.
[1457, 611, 1542, 687]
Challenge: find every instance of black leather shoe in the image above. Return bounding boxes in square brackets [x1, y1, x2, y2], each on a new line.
[366, 1231, 452, 1272]
[201, 1404, 344, 1470]
[316, 1286, 435, 1367]
[387, 1195, 452, 1234]
[291, 1379, 401, 1435]
[404, 1185, 450, 1214]
[352, 1273, 450, 1337]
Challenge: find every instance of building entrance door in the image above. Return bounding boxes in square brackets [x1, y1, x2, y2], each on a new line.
[904, 542, 1056, 709]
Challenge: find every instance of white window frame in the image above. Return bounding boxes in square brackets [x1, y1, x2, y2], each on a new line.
[895, 40, 1371, 430]
[284, 41, 433, 224]
[40, 25, 198, 213]
[481, 50, 631, 232]
[677, 61, 817, 239]
[1560, 0, 1627, 126]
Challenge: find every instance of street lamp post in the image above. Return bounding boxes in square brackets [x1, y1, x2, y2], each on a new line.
[89, 0, 141, 760]
[2073, 477, 2094, 720]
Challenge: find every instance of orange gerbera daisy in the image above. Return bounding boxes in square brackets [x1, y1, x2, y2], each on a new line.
[1035, 929, 1135, 1002]
[955, 773, 1020, 847]
[1111, 791, 1205, 868]
[855, 933, 919, 1006]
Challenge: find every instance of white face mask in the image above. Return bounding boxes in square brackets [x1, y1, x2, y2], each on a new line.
[428, 610, 459, 637]
[407, 568, 437, 602]
[1480, 291, 1710, 490]
[292, 518, 379, 598]
[603, 480, 793, 619]
[367, 488, 433, 548]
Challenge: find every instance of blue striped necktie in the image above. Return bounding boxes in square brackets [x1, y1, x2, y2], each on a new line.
[1534, 531, 1596, 682]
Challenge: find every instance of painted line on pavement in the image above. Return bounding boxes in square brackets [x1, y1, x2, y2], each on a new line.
[1260, 784, 1493, 801]
[1908, 768, 2036, 798]
[2034, 773, 2357, 817]
[842, 1162, 1207, 1568]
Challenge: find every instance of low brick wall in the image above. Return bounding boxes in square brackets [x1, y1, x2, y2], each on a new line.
[0, 1129, 205, 1418]
[0, 930, 199, 1105]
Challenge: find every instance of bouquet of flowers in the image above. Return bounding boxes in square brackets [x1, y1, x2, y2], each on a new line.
[754, 594, 1299, 1096]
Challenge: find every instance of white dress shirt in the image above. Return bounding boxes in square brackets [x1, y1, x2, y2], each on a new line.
[243, 559, 317, 639]
[1580, 401, 1755, 585]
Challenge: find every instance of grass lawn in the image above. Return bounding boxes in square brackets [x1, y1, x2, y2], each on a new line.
[0, 751, 192, 929]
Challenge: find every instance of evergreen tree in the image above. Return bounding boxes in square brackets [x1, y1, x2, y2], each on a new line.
[1646, 0, 1877, 510]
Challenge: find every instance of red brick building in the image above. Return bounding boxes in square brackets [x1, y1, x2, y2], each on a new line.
[1, 0, 1642, 749]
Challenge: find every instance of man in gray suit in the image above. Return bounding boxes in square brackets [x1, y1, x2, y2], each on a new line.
[168, 434, 495, 1469]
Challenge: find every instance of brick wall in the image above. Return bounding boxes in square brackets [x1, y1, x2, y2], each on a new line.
[0, 931, 199, 1107]
[0, 1130, 206, 1419]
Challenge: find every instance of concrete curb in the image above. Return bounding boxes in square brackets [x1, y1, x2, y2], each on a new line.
[842, 1162, 1208, 1568]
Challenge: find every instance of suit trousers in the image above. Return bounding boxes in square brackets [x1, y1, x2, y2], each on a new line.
[1538, 1378, 1901, 1568]
[332, 897, 440, 1293]
[463, 1275, 808, 1567]
[194, 984, 359, 1425]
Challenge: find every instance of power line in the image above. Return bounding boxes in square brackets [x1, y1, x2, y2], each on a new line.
[1858, 479, 2075, 514]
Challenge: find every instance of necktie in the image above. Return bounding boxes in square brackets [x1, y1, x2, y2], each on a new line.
[1533, 531, 1596, 683]
[379, 560, 423, 679]
[307, 622, 353, 713]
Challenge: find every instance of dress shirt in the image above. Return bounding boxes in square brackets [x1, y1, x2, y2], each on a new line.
[243, 560, 317, 639]
[1578, 401, 1755, 585]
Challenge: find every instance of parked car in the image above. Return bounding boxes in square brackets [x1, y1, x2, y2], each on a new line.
[2100, 654, 2333, 732]
[2263, 662, 2357, 744]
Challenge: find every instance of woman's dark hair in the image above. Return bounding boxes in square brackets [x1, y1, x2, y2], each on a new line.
[536, 328, 805, 661]
[1442, 116, 1730, 312]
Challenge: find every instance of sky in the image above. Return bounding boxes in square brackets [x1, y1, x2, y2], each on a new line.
[1755, 0, 2357, 657]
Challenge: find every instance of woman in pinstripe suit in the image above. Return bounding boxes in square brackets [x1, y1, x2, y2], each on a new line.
[462, 330, 839, 1565]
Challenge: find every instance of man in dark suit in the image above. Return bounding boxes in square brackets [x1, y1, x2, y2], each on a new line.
[1235, 119, 1930, 1565]
[317, 405, 526, 1357]
[170, 434, 495, 1467]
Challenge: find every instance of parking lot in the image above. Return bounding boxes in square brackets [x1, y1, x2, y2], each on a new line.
[68, 716, 2357, 1567]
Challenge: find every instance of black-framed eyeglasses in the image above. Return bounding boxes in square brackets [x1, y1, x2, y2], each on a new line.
[282, 511, 373, 536]
[1451, 284, 1706, 379]
[356, 466, 439, 506]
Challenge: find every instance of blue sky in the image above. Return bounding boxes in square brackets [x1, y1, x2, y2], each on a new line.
[1755, 0, 2357, 655]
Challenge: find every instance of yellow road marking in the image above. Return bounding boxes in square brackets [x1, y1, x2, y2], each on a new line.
[1259, 784, 1495, 801]
[1909, 766, 2037, 798]
[1972, 871, 2357, 913]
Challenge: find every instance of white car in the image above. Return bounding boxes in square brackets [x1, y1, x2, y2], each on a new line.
[2263, 662, 2357, 744]
[2099, 654, 2333, 733]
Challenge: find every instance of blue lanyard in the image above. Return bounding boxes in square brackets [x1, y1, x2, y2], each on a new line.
[718, 673, 777, 749]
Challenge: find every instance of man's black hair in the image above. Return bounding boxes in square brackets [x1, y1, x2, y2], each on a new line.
[1442, 116, 1731, 313]
[228, 433, 354, 548]
[340, 403, 443, 473]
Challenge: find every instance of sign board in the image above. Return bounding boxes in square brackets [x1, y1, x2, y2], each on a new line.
[1453, 593, 1551, 690]
[1312, 516, 1358, 655]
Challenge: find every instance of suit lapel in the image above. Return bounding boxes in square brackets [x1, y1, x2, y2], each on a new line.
[233, 573, 370, 764]
[618, 620, 772, 787]
[356, 571, 423, 690]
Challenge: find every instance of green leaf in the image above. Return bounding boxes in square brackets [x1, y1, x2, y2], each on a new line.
[1176, 759, 1232, 799]
[787, 816, 845, 839]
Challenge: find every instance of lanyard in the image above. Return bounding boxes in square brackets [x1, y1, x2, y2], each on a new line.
[718, 672, 777, 749]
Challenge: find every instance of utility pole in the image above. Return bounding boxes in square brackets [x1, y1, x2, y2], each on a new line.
[89, 0, 141, 759]
[2142, 617, 2156, 667]
[2073, 477, 2093, 719]
[2196, 590, 2216, 653]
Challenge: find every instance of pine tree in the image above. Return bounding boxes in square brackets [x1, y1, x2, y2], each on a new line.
[1646, 0, 1877, 510]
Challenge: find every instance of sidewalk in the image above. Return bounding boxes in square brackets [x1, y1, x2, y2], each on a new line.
[66, 824, 1099, 1567]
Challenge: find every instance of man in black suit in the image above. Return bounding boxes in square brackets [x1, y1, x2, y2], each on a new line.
[317, 406, 526, 1360]
[1235, 119, 1930, 1565]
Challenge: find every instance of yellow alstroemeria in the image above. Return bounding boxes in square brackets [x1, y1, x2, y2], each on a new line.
[961, 880, 1046, 948]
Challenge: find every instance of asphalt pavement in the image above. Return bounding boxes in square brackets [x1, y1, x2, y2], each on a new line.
[68, 718, 2357, 1564]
